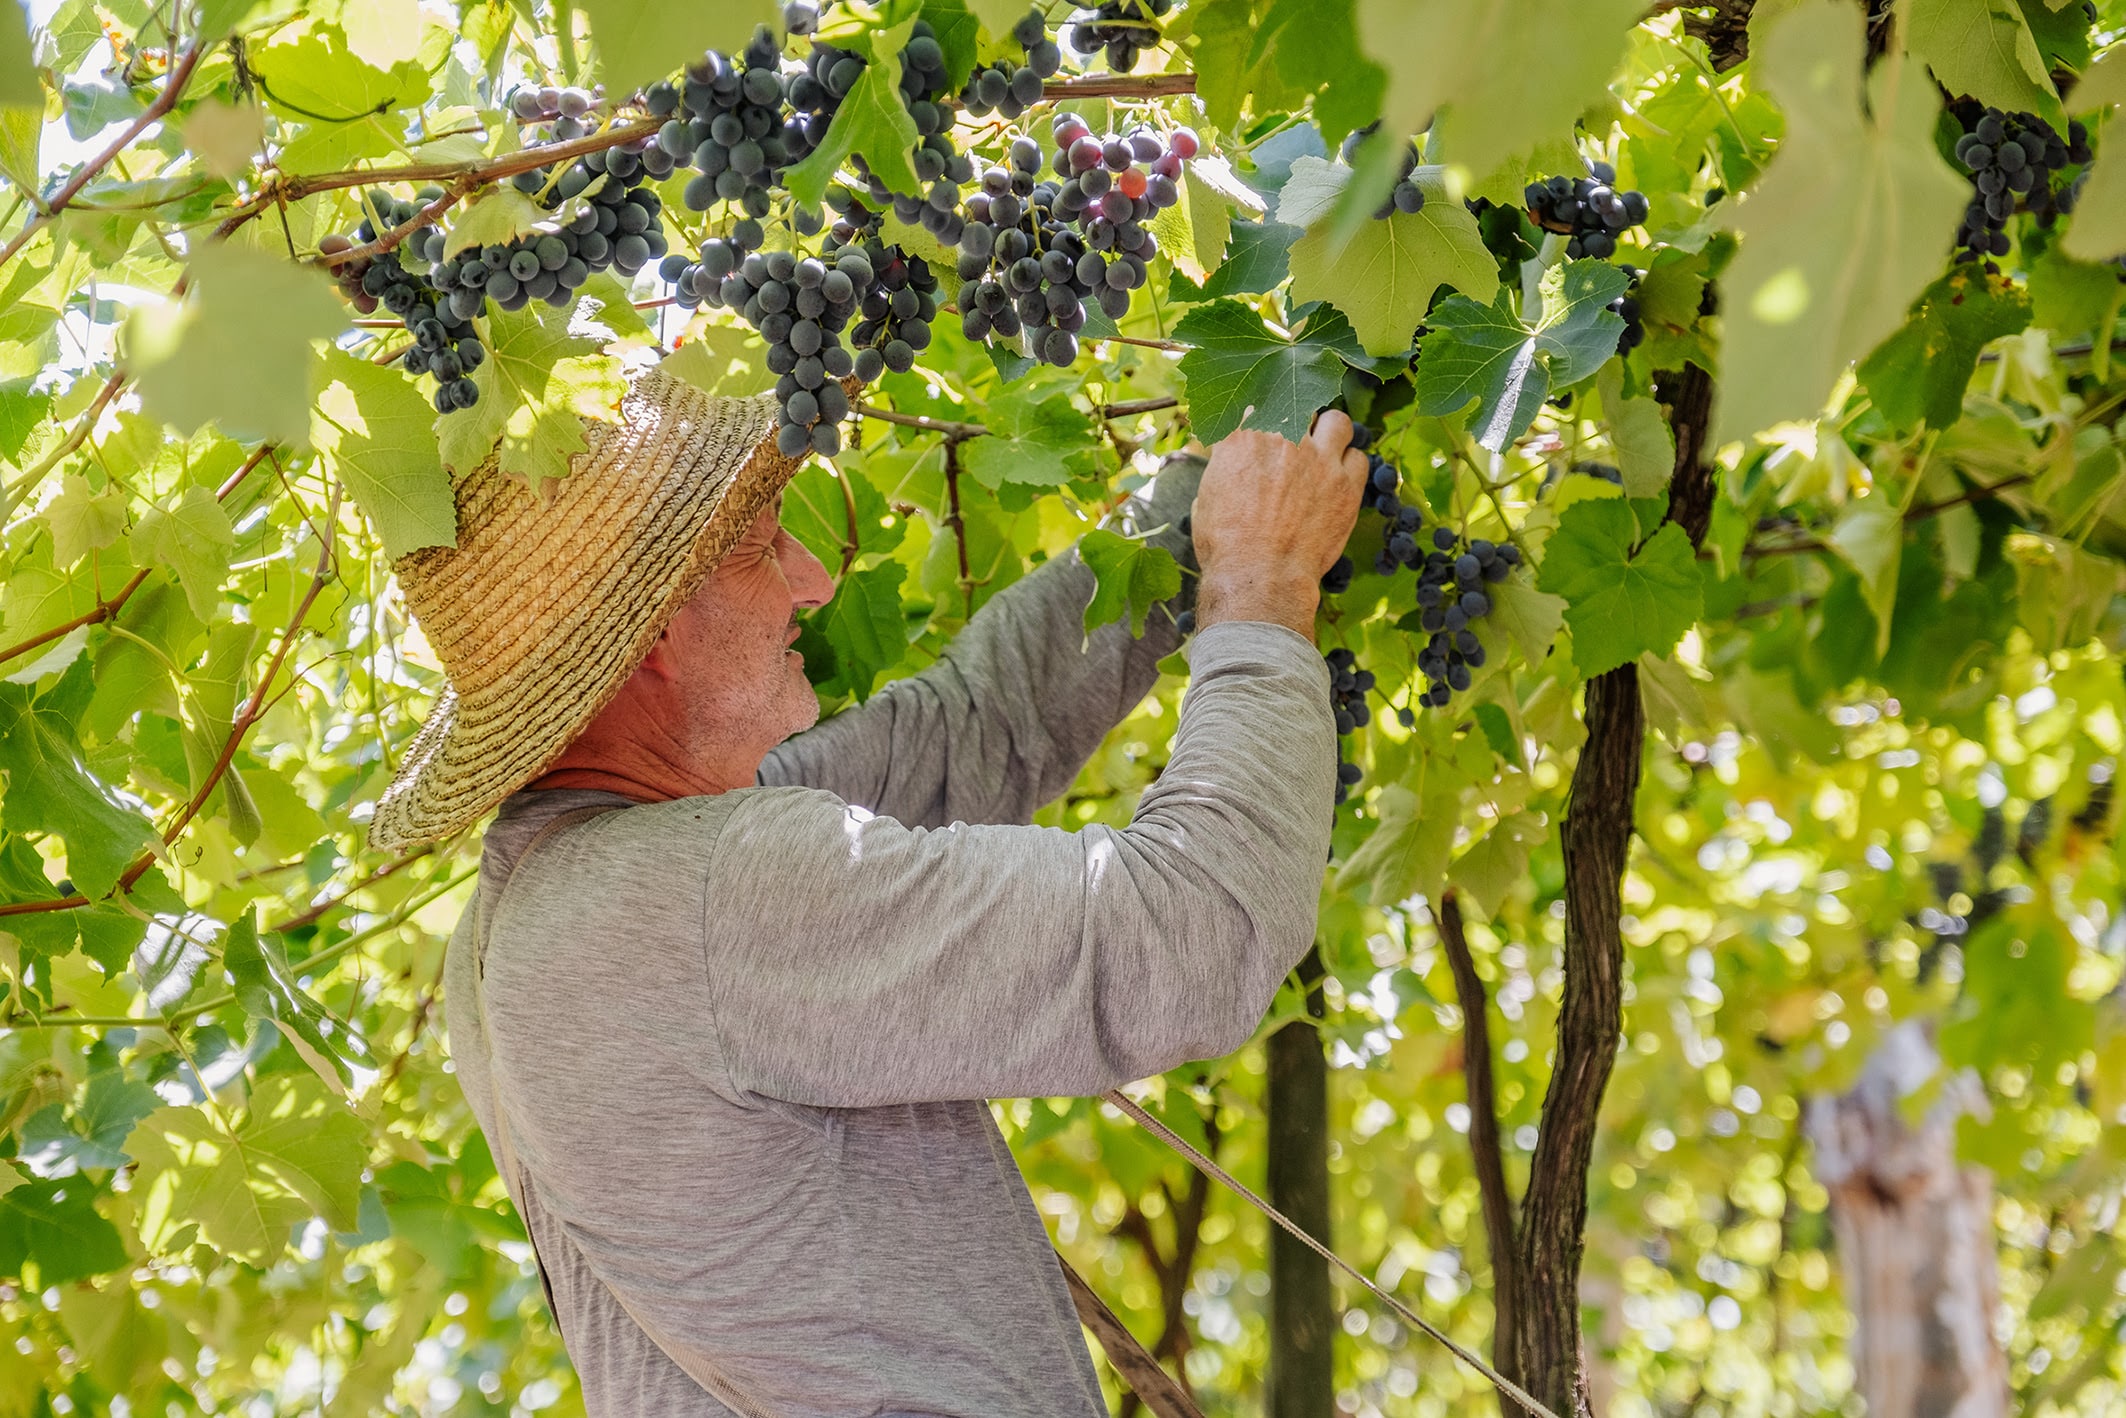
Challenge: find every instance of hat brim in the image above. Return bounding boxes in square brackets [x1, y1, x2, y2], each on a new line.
[366, 372, 809, 852]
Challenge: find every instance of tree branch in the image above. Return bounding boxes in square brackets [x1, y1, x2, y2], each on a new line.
[1058, 1253, 1206, 1418]
[944, 438, 975, 609]
[0, 42, 207, 271]
[1439, 890, 1521, 1389]
[856, 401, 988, 440]
[1042, 73, 1197, 99]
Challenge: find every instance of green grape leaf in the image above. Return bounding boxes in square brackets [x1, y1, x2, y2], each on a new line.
[2063, 135, 2126, 261]
[0, 662, 160, 900]
[442, 187, 547, 259]
[821, 559, 908, 701]
[782, 21, 921, 207]
[1414, 260, 1628, 450]
[1, 0, 40, 108]
[0, 1178, 128, 1285]
[1249, 0, 1388, 150]
[1150, 165, 1234, 284]
[223, 911, 374, 1095]
[1450, 810, 1546, 918]
[249, 26, 426, 119]
[43, 476, 129, 569]
[961, 387, 1099, 489]
[1272, 155, 1356, 230]
[1597, 363, 1675, 499]
[1536, 500, 1703, 678]
[1334, 762, 1464, 907]
[1077, 529, 1181, 638]
[131, 486, 235, 624]
[2068, 41, 2126, 115]
[1827, 493, 1904, 655]
[1482, 571, 1569, 666]
[435, 300, 627, 492]
[129, 243, 345, 447]
[1905, 0, 2061, 127]
[17, 1063, 159, 1175]
[1856, 267, 2033, 431]
[1355, 0, 1641, 187]
[126, 1075, 367, 1264]
[1174, 298, 1349, 444]
[178, 97, 266, 182]
[1715, 0, 1970, 442]
[662, 324, 778, 396]
[964, 0, 1031, 42]
[577, 0, 776, 100]
[312, 348, 459, 560]
[1287, 174, 1498, 357]
[1193, 219, 1301, 300]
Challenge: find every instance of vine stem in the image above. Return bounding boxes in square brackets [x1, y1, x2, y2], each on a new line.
[944, 438, 975, 610]
[1438, 890, 1521, 1381]
[0, 41, 207, 272]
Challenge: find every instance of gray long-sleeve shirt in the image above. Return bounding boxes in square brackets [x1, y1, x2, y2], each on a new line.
[441, 491, 1337, 1416]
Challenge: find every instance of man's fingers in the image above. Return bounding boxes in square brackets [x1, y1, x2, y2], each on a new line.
[1309, 407, 1355, 459]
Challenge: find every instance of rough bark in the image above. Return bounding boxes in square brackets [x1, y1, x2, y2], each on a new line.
[1510, 363, 1717, 1417]
[1438, 891, 1521, 1384]
[1806, 1022, 2009, 1418]
[1267, 946, 1334, 1418]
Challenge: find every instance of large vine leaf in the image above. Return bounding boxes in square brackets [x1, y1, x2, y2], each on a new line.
[1904, 0, 2062, 127]
[1287, 168, 1498, 356]
[435, 301, 627, 493]
[1535, 499, 1703, 678]
[223, 911, 375, 1095]
[1414, 259, 1628, 450]
[126, 1076, 367, 1264]
[0, 1177, 128, 1286]
[1715, 0, 1970, 443]
[312, 348, 458, 560]
[1, 0, 39, 108]
[961, 386, 1099, 489]
[576, 0, 776, 101]
[1174, 298, 1349, 443]
[128, 243, 345, 447]
[821, 560, 908, 701]
[1354, 0, 1642, 186]
[0, 661, 160, 900]
[1077, 529, 1181, 637]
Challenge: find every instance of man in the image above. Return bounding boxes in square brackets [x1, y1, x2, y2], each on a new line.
[370, 365, 1367, 1415]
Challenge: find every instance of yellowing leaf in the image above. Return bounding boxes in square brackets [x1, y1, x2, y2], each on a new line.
[1715, 1, 1970, 443]
[42, 476, 129, 569]
[178, 99, 265, 182]
[132, 487, 235, 625]
[1905, 0, 2061, 126]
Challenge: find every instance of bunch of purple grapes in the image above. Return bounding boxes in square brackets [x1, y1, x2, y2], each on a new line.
[963, 9, 1063, 118]
[952, 117, 1194, 366]
[508, 83, 607, 140]
[1524, 161, 1648, 260]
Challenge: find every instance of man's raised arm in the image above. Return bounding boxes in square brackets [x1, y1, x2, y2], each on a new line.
[755, 451, 1205, 828]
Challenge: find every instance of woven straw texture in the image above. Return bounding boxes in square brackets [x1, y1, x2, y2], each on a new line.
[367, 367, 800, 852]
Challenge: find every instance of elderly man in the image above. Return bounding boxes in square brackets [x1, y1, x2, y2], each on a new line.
[370, 366, 1366, 1415]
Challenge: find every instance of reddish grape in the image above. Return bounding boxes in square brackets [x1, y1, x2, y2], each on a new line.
[1116, 167, 1147, 199]
[1168, 127, 1199, 159]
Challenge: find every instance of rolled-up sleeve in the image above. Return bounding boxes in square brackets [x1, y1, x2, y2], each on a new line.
[705, 619, 1335, 1107]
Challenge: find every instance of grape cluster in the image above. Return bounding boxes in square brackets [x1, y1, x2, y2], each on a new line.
[1524, 161, 1648, 260]
[326, 191, 486, 412]
[953, 117, 1191, 365]
[964, 9, 1063, 119]
[650, 28, 820, 220]
[1611, 264, 1644, 356]
[1068, 0, 1170, 71]
[1953, 108, 2091, 265]
[1325, 647, 1373, 804]
[508, 83, 607, 140]
[1410, 532, 1517, 707]
[1356, 432, 1426, 576]
[1336, 126, 1427, 219]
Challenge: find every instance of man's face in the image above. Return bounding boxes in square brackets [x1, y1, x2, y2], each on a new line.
[650, 494, 836, 759]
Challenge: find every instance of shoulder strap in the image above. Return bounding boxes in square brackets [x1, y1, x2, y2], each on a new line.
[469, 803, 786, 1418]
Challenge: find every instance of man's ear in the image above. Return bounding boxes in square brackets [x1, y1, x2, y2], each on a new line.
[636, 628, 680, 681]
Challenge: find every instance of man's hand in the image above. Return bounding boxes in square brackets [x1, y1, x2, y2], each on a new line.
[1191, 412, 1368, 642]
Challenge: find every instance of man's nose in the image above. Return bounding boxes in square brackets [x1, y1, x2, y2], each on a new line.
[780, 530, 837, 610]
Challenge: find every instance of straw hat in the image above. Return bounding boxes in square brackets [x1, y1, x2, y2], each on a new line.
[366, 365, 807, 852]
